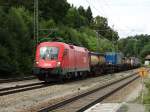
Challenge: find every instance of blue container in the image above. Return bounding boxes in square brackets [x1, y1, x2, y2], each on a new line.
[105, 52, 123, 65]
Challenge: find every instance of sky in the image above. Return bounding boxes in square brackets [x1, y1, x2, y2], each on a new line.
[67, 0, 150, 38]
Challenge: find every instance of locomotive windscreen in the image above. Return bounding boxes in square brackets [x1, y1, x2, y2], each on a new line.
[40, 46, 59, 60]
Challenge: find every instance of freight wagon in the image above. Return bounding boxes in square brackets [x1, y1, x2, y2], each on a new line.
[104, 52, 124, 73]
[90, 52, 106, 75]
[125, 57, 141, 69]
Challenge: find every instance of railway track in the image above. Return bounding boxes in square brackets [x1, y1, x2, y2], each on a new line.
[0, 82, 54, 96]
[0, 76, 36, 83]
[0, 69, 142, 97]
[38, 73, 139, 112]
[0, 75, 112, 97]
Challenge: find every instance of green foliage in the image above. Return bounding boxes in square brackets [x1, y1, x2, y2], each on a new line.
[39, 19, 57, 42]
[0, 1, 117, 78]
[140, 44, 150, 58]
[58, 27, 113, 52]
[92, 16, 119, 41]
[39, 0, 70, 22]
[1, 0, 150, 79]
[0, 0, 34, 11]
[143, 80, 150, 112]
[1, 0, 70, 23]
[118, 35, 150, 61]
[85, 6, 93, 25]
[64, 7, 87, 28]
[40, 19, 56, 29]
[78, 6, 86, 17]
[0, 7, 33, 77]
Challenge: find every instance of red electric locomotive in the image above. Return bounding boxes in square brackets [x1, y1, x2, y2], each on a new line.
[33, 42, 90, 82]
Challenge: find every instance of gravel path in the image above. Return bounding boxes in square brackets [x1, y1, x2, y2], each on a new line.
[0, 70, 136, 112]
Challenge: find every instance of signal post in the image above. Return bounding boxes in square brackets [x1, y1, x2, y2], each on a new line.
[138, 67, 148, 103]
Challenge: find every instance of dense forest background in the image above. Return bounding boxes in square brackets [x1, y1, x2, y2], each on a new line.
[0, 0, 150, 78]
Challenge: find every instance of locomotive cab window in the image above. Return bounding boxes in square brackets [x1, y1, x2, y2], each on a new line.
[40, 47, 59, 60]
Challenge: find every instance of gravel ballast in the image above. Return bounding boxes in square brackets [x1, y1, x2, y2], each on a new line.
[0, 70, 137, 112]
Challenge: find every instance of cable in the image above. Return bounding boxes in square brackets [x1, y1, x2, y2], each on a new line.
[85, 0, 118, 32]
[85, 0, 106, 17]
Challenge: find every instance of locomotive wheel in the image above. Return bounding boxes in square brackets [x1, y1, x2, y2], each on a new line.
[58, 75, 65, 83]
[66, 73, 72, 80]
[81, 72, 87, 79]
[45, 73, 50, 83]
[36, 75, 45, 81]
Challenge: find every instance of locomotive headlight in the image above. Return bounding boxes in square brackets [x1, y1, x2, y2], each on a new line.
[36, 61, 39, 64]
[57, 61, 61, 67]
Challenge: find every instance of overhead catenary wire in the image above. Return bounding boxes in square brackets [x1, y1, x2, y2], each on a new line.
[85, 0, 106, 17]
[94, 0, 109, 18]
[85, 0, 118, 73]
[85, 0, 118, 36]
[98, 0, 138, 36]
[34, 0, 39, 44]
[85, 0, 115, 26]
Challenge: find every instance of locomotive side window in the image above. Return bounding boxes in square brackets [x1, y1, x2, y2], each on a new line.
[40, 47, 59, 60]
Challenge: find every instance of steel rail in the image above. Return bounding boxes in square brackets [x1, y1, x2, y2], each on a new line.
[0, 76, 35, 83]
[0, 82, 54, 96]
[77, 75, 139, 112]
[0, 82, 43, 92]
[0, 74, 117, 96]
[38, 73, 139, 112]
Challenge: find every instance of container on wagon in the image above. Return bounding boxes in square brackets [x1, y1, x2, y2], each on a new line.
[130, 57, 141, 66]
[105, 52, 123, 65]
[90, 52, 106, 66]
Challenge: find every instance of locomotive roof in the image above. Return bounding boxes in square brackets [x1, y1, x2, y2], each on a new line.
[37, 41, 88, 52]
[38, 41, 65, 45]
[90, 52, 105, 56]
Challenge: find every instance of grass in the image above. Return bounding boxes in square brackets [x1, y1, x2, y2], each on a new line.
[117, 104, 128, 112]
[143, 78, 150, 112]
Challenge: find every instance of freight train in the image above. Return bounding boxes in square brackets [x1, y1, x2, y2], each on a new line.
[33, 42, 141, 82]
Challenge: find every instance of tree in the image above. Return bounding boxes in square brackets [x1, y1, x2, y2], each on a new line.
[92, 16, 119, 41]
[64, 7, 87, 28]
[86, 6, 93, 25]
[1, 0, 70, 23]
[118, 34, 150, 60]
[78, 6, 86, 17]
[0, 0, 120, 78]
[0, 0, 34, 11]
[0, 7, 34, 77]
[39, 0, 70, 23]
[140, 44, 150, 58]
